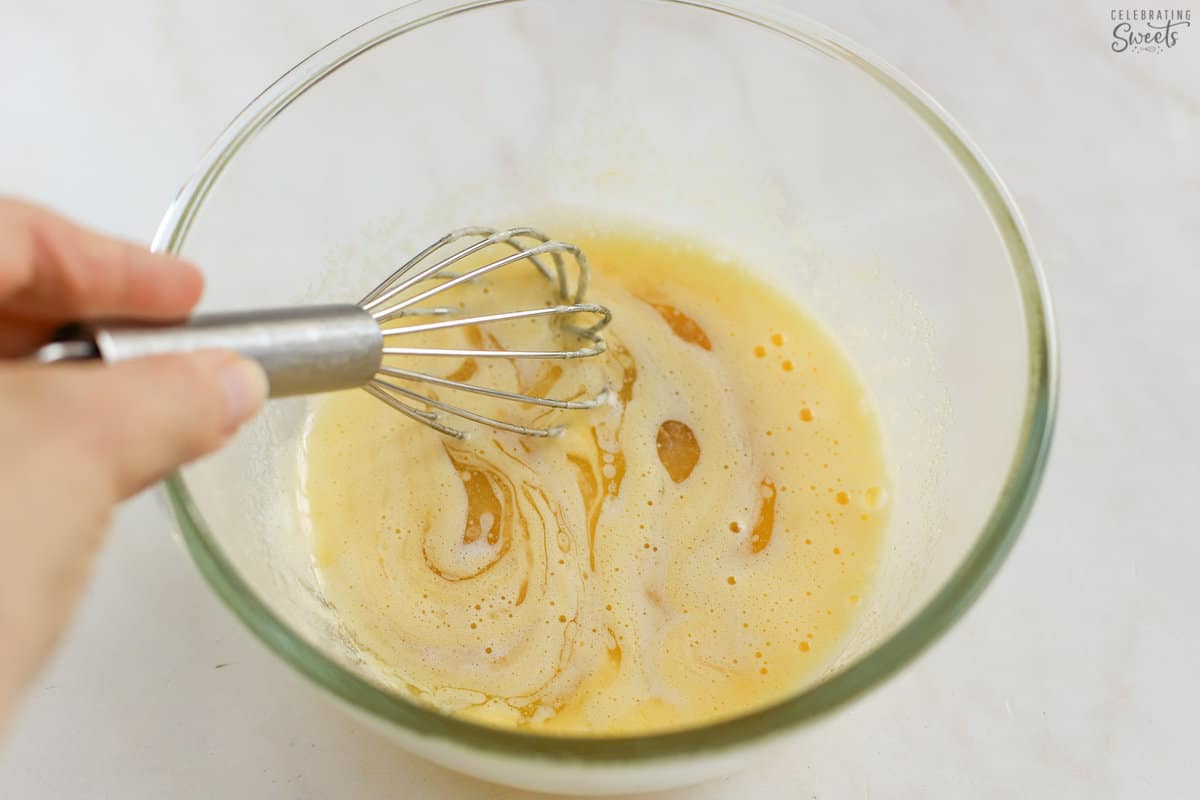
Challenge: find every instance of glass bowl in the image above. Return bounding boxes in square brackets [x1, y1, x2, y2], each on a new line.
[153, 0, 1057, 794]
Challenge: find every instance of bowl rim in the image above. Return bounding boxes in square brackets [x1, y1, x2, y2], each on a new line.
[154, 0, 1059, 762]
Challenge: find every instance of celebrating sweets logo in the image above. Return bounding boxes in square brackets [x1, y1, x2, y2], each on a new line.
[1111, 8, 1192, 53]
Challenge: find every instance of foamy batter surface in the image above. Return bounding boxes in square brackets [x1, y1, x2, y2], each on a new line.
[302, 230, 890, 734]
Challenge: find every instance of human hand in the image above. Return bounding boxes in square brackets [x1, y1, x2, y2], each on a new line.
[0, 199, 267, 728]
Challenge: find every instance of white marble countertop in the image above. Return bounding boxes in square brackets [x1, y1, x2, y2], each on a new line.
[1, 1, 1196, 797]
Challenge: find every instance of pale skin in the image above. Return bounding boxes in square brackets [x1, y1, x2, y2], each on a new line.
[0, 199, 267, 730]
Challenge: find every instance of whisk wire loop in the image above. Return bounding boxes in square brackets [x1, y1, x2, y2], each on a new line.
[358, 227, 610, 437]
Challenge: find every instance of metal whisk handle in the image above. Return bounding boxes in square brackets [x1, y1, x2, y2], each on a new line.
[34, 305, 383, 397]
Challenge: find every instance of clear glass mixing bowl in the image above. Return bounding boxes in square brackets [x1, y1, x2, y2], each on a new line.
[153, 0, 1057, 794]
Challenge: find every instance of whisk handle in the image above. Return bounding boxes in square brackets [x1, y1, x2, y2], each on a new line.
[34, 304, 383, 398]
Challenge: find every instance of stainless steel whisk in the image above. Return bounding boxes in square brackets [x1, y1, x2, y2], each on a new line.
[35, 227, 613, 438]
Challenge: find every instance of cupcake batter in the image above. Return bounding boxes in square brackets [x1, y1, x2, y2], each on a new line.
[301, 229, 890, 734]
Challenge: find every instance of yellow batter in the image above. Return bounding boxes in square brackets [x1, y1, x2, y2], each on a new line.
[301, 229, 890, 735]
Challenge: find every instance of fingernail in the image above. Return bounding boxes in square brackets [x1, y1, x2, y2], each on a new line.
[219, 357, 268, 430]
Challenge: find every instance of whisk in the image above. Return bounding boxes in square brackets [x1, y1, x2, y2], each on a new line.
[34, 227, 613, 438]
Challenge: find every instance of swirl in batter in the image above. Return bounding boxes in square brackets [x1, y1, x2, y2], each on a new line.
[302, 230, 890, 734]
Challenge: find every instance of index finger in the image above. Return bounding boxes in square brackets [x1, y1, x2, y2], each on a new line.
[0, 199, 204, 323]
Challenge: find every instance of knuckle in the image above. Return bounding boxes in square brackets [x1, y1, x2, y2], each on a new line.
[27, 210, 126, 314]
[0, 206, 37, 297]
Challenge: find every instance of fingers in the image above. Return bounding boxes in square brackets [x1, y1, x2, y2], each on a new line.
[0, 349, 262, 724]
[0, 197, 204, 325]
[3, 351, 267, 501]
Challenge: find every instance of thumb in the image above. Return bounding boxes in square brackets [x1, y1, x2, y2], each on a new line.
[50, 351, 268, 499]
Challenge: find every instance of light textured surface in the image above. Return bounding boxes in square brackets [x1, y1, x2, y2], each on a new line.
[1, 1, 1196, 797]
